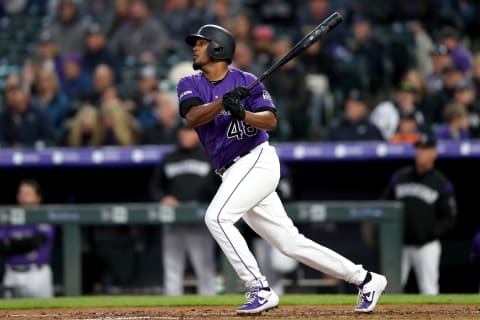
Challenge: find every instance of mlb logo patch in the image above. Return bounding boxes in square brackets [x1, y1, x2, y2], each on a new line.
[179, 90, 192, 99]
[262, 90, 272, 101]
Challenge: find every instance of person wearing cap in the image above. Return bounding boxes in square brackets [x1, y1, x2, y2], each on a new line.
[425, 62, 466, 125]
[82, 22, 119, 79]
[438, 26, 472, 73]
[149, 121, 219, 296]
[32, 30, 65, 85]
[46, 0, 90, 55]
[371, 81, 425, 140]
[325, 89, 383, 142]
[381, 133, 457, 294]
[426, 44, 451, 94]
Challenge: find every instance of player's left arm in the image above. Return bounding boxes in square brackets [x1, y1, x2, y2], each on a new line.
[433, 181, 457, 238]
[244, 110, 277, 131]
[223, 83, 277, 130]
[0, 233, 47, 255]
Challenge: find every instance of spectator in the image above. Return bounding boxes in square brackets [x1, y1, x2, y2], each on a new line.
[80, 64, 115, 107]
[108, 0, 172, 64]
[255, 0, 296, 28]
[425, 64, 466, 124]
[298, 37, 337, 90]
[232, 40, 264, 78]
[82, 22, 119, 80]
[425, 44, 451, 95]
[149, 122, 219, 296]
[389, 110, 422, 145]
[0, 80, 53, 148]
[409, 20, 434, 79]
[30, 67, 71, 142]
[438, 26, 472, 73]
[473, 53, 480, 99]
[381, 133, 457, 294]
[452, 79, 480, 138]
[61, 104, 103, 147]
[46, 0, 89, 55]
[230, 10, 254, 44]
[106, 0, 130, 38]
[159, 0, 211, 46]
[264, 36, 311, 141]
[100, 100, 139, 146]
[140, 91, 180, 145]
[130, 65, 159, 128]
[62, 54, 92, 103]
[343, 15, 387, 95]
[211, 0, 233, 30]
[402, 68, 429, 110]
[251, 25, 275, 72]
[325, 89, 383, 142]
[30, 30, 65, 86]
[296, 0, 345, 47]
[0, 179, 55, 298]
[434, 103, 470, 140]
[371, 81, 426, 140]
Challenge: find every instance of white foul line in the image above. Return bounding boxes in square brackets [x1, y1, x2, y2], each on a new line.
[6, 315, 179, 320]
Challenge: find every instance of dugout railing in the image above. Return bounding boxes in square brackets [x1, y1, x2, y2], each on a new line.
[0, 201, 403, 296]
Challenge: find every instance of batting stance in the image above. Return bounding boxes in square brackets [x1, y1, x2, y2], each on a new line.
[177, 24, 387, 314]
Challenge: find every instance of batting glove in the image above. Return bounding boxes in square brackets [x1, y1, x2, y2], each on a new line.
[223, 95, 246, 120]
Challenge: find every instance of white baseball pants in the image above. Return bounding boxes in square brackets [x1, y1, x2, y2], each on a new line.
[205, 142, 367, 289]
[162, 224, 217, 295]
[3, 264, 53, 298]
[401, 239, 441, 295]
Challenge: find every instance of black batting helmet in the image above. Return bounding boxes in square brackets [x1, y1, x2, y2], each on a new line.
[185, 24, 236, 64]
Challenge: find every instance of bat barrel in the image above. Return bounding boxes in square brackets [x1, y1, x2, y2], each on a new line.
[247, 12, 343, 91]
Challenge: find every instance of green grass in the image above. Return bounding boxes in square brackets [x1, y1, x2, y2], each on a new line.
[0, 294, 479, 310]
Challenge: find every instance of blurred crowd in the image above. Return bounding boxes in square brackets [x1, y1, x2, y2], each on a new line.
[0, 0, 480, 148]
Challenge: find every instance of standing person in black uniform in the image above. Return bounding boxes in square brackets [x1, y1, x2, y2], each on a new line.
[150, 122, 219, 296]
[381, 133, 457, 294]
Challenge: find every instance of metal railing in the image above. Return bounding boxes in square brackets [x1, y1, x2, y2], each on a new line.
[0, 201, 403, 295]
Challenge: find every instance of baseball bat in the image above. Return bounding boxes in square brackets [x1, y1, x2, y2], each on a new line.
[247, 11, 343, 91]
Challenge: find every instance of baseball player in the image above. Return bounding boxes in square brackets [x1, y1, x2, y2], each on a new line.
[177, 24, 387, 314]
[0, 180, 55, 298]
[382, 133, 457, 294]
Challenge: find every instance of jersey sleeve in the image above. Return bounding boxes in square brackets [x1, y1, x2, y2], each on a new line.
[433, 180, 457, 238]
[177, 77, 204, 117]
[244, 73, 276, 113]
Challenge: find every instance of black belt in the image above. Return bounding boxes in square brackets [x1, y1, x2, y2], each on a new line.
[215, 151, 250, 176]
[7, 264, 46, 272]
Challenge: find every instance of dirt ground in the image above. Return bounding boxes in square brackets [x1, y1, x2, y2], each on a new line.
[1, 304, 479, 320]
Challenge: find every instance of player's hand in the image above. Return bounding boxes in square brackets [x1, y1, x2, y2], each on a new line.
[225, 86, 251, 100]
[223, 94, 246, 120]
[222, 86, 250, 120]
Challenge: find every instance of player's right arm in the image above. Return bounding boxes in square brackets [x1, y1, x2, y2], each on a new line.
[182, 98, 223, 127]
[177, 77, 223, 127]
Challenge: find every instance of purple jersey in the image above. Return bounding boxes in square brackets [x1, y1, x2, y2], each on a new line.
[0, 225, 55, 266]
[177, 67, 276, 170]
